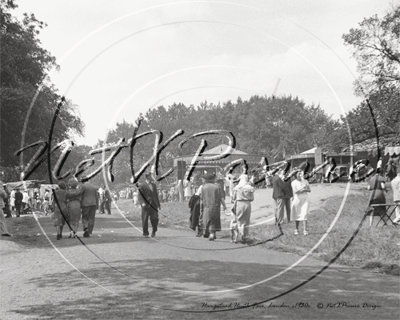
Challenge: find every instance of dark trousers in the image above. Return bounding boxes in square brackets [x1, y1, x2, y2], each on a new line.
[275, 198, 291, 224]
[104, 200, 111, 214]
[82, 206, 96, 234]
[274, 198, 284, 224]
[15, 202, 22, 217]
[141, 207, 159, 236]
[283, 197, 291, 222]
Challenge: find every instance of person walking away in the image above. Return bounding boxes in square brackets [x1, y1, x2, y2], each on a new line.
[66, 179, 82, 238]
[132, 186, 139, 207]
[272, 169, 286, 225]
[390, 171, 400, 224]
[200, 173, 227, 241]
[189, 176, 205, 237]
[226, 168, 235, 202]
[3, 184, 11, 218]
[367, 169, 387, 226]
[42, 189, 51, 215]
[80, 180, 99, 237]
[98, 186, 105, 214]
[138, 173, 161, 238]
[32, 191, 39, 211]
[22, 190, 29, 214]
[232, 175, 254, 243]
[104, 188, 111, 215]
[14, 188, 23, 217]
[10, 188, 15, 212]
[291, 171, 311, 235]
[53, 181, 68, 240]
[183, 178, 193, 201]
[0, 181, 11, 236]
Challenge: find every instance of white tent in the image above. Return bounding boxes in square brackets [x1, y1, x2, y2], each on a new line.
[300, 147, 317, 154]
[385, 146, 400, 156]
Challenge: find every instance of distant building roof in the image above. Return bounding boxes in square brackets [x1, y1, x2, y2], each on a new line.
[175, 144, 261, 166]
[300, 147, 317, 154]
[203, 144, 248, 155]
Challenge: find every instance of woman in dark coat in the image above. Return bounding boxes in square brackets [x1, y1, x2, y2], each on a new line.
[53, 181, 68, 240]
[200, 174, 227, 241]
[188, 193, 201, 236]
[367, 169, 387, 226]
[66, 178, 81, 238]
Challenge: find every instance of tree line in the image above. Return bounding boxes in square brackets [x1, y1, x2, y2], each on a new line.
[1, 0, 398, 185]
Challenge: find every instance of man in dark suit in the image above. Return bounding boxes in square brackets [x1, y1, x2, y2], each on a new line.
[104, 188, 111, 215]
[272, 169, 286, 225]
[281, 175, 293, 223]
[14, 188, 23, 217]
[138, 173, 161, 238]
[80, 181, 99, 237]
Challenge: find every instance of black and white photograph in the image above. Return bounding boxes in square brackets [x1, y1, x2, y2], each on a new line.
[0, 0, 399, 319]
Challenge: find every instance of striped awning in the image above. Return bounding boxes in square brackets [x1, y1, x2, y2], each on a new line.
[385, 146, 400, 156]
[174, 153, 262, 166]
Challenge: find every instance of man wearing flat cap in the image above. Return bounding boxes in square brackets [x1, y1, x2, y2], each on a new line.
[138, 173, 161, 238]
[200, 173, 227, 241]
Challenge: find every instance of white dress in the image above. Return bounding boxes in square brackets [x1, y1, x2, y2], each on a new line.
[291, 179, 310, 221]
[183, 180, 192, 197]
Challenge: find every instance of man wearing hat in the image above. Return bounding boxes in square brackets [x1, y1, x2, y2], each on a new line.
[80, 180, 99, 237]
[14, 188, 23, 217]
[138, 173, 161, 238]
[272, 168, 287, 225]
[200, 173, 227, 241]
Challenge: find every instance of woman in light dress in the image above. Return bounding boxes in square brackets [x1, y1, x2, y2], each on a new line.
[291, 171, 311, 235]
[183, 178, 193, 201]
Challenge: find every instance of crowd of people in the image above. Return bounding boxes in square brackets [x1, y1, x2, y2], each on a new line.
[367, 168, 400, 226]
[0, 178, 121, 239]
[1, 156, 399, 241]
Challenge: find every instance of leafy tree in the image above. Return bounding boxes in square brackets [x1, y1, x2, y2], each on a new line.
[343, 5, 400, 96]
[342, 5, 400, 146]
[0, 0, 84, 180]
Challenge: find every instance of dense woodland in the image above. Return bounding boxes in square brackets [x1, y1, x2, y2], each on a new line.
[1, 0, 399, 185]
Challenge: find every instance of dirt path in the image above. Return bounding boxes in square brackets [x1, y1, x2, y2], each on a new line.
[1, 182, 398, 320]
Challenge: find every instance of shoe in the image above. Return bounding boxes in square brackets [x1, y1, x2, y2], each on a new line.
[294, 230, 299, 235]
[151, 231, 156, 238]
[1, 233, 11, 237]
[209, 234, 215, 241]
[83, 229, 90, 238]
[57, 234, 60, 240]
[203, 233, 210, 238]
[303, 231, 308, 236]
[143, 234, 149, 238]
[69, 232, 73, 238]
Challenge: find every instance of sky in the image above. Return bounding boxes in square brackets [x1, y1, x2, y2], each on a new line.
[13, 0, 398, 146]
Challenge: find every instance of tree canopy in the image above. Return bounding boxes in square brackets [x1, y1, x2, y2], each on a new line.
[94, 95, 341, 184]
[342, 4, 400, 146]
[0, 0, 84, 180]
[343, 5, 400, 96]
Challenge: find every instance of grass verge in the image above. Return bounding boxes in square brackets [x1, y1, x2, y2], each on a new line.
[115, 192, 399, 276]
